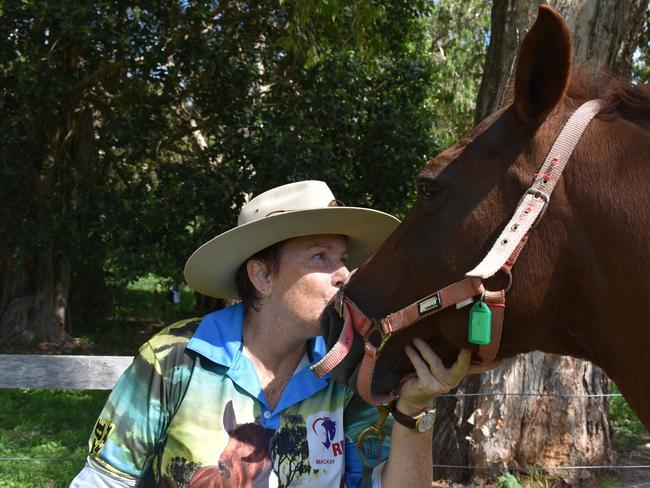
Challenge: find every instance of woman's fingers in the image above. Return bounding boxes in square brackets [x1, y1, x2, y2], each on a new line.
[404, 344, 435, 384]
[412, 339, 473, 389]
[449, 349, 472, 381]
[403, 341, 497, 405]
[412, 338, 447, 378]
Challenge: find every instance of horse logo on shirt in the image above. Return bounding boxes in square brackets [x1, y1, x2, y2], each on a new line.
[311, 416, 337, 450]
[188, 401, 274, 488]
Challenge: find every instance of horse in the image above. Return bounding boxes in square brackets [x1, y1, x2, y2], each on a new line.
[189, 401, 274, 487]
[317, 5, 650, 430]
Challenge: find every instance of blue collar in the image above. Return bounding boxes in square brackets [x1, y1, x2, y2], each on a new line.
[186, 303, 330, 369]
[186, 303, 331, 415]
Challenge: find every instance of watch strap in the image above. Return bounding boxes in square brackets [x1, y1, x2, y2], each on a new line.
[389, 401, 435, 431]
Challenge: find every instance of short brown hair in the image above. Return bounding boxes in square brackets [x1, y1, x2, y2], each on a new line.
[235, 240, 285, 311]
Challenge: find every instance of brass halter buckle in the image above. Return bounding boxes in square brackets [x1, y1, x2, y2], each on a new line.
[357, 404, 390, 449]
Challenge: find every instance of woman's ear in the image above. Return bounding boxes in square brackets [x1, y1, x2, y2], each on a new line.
[247, 259, 271, 297]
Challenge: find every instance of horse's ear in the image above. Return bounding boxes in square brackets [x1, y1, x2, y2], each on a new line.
[514, 5, 572, 124]
[222, 400, 238, 435]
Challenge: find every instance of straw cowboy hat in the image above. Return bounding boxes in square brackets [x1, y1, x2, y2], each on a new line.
[184, 180, 400, 299]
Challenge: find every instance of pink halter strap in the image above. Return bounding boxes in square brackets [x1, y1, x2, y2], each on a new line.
[312, 99, 603, 405]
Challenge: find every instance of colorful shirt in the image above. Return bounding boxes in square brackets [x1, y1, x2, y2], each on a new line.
[83, 304, 391, 487]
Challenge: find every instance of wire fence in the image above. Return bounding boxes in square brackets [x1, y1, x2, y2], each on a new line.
[439, 392, 623, 398]
[2, 390, 646, 480]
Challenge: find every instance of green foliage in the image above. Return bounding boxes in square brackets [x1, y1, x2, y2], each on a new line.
[0, 389, 109, 487]
[497, 471, 523, 488]
[1, 1, 446, 339]
[632, 5, 650, 83]
[525, 466, 556, 488]
[600, 476, 622, 488]
[74, 275, 197, 355]
[425, 0, 491, 146]
[609, 383, 647, 453]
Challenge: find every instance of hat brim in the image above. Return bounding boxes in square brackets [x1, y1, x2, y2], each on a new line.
[184, 207, 400, 299]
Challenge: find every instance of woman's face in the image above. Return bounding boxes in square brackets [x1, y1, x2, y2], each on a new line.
[267, 234, 350, 337]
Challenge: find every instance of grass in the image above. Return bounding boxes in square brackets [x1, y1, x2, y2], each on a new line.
[0, 276, 191, 486]
[0, 389, 109, 487]
[1, 278, 648, 486]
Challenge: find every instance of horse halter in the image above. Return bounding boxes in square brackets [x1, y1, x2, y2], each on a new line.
[312, 99, 603, 405]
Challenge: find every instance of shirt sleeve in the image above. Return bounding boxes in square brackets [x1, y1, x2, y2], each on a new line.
[343, 391, 392, 488]
[69, 457, 138, 488]
[84, 342, 173, 479]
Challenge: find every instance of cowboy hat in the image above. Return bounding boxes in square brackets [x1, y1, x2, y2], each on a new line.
[184, 180, 400, 299]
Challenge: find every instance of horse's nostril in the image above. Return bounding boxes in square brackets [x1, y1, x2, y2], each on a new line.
[218, 460, 230, 478]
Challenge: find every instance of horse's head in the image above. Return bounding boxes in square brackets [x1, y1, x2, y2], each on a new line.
[318, 5, 614, 400]
[190, 401, 274, 487]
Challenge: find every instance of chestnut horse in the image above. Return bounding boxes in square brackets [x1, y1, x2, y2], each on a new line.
[319, 6, 650, 428]
[189, 401, 274, 487]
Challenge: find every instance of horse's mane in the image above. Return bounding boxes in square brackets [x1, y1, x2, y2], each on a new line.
[566, 70, 650, 128]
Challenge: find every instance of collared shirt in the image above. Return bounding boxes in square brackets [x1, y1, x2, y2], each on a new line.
[79, 304, 390, 487]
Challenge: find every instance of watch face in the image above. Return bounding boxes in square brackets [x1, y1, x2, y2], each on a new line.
[416, 411, 436, 432]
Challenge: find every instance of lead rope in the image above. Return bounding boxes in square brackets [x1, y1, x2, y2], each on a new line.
[357, 405, 390, 487]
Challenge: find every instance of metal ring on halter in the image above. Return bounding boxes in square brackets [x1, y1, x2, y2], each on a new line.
[502, 266, 513, 293]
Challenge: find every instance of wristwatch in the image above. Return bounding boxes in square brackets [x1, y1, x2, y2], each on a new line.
[390, 402, 437, 432]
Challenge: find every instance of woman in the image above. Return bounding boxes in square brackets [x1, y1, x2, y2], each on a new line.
[71, 180, 489, 488]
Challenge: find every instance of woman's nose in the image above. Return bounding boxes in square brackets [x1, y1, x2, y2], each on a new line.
[332, 263, 350, 288]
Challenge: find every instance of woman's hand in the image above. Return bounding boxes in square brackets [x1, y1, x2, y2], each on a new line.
[397, 338, 499, 414]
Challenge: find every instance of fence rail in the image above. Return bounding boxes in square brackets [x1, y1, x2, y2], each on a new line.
[0, 353, 644, 480]
[0, 354, 133, 389]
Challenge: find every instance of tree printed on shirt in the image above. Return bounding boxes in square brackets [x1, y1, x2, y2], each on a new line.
[270, 413, 314, 487]
[166, 456, 200, 487]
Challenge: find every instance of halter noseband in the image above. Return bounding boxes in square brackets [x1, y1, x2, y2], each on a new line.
[312, 99, 603, 405]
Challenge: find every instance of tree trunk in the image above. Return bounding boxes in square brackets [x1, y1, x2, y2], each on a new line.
[0, 254, 71, 346]
[475, 0, 649, 123]
[433, 354, 611, 484]
[0, 40, 97, 348]
[434, 0, 649, 484]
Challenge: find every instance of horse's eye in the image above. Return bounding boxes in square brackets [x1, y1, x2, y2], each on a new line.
[418, 180, 438, 200]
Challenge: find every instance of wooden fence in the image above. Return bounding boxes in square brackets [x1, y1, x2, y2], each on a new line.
[0, 354, 133, 390]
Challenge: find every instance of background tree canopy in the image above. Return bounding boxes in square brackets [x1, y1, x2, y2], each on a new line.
[0, 0, 492, 342]
[0, 0, 646, 343]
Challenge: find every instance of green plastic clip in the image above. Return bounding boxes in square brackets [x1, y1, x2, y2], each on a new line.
[468, 300, 491, 345]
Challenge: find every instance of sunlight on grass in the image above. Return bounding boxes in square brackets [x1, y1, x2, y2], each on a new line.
[2, 276, 647, 487]
[0, 389, 110, 487]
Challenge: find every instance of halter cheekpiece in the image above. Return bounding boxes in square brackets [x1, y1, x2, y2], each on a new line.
[311, 99, 603, 405]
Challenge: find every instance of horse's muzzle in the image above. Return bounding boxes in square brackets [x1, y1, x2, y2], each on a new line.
[317, 302, 366, 390]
